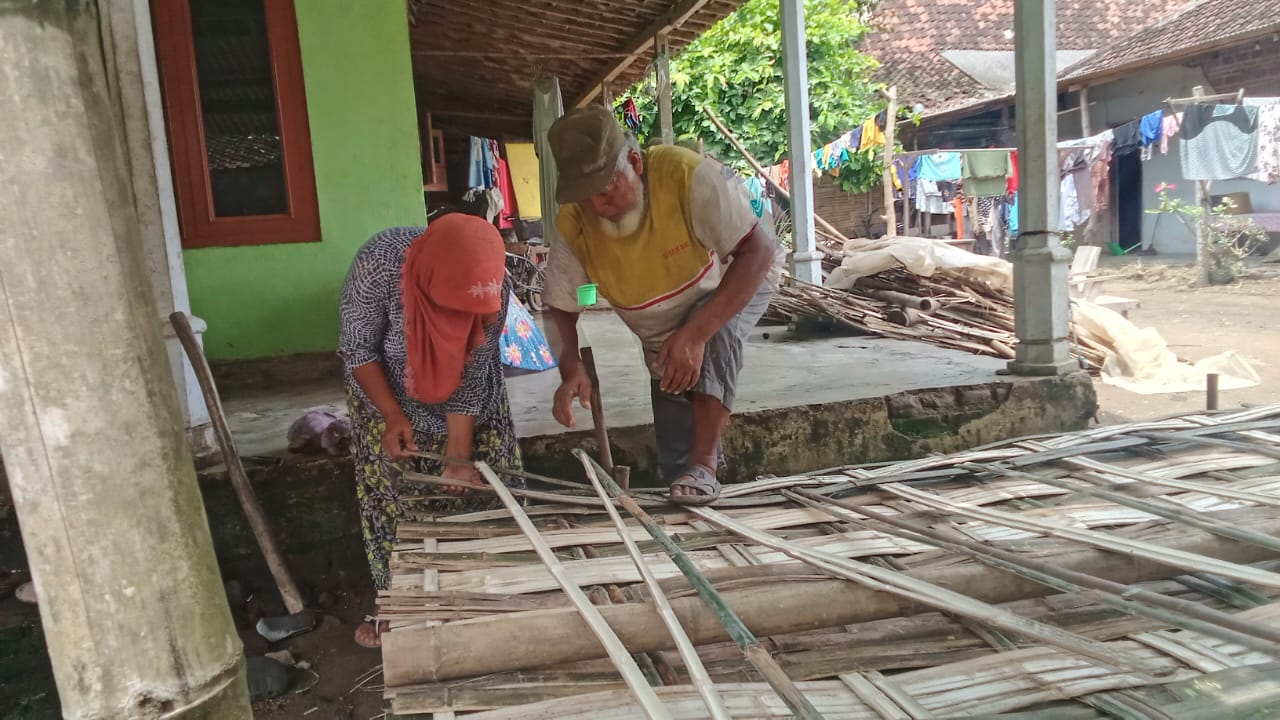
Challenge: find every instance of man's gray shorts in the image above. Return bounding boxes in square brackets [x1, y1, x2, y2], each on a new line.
[651, 279, 774, 483]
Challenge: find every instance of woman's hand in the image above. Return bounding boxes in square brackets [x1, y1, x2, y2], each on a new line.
[381, 413, 418, 460]
[553, 368, 593, 428]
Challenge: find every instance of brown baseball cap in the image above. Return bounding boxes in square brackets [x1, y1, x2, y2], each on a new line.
[548, 105, 626, 203]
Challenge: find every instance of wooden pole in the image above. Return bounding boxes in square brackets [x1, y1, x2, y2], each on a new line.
[171, 312, 306, 615]
[579, 347, 615, 474]
[655, 33, 674, 145]
[700, 105, 848, 242]
[880, 86, 899, 236]
[387, 509, 1280, 682]
[0, 3, 250, 717]
[1192, 86, 1212, 286]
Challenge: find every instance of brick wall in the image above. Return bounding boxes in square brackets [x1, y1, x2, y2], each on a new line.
[809, 175, 888, 238]
[1193, 38, 1280, 98]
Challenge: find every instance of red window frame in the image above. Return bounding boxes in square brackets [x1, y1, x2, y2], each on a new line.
[151, 0, 320, 249]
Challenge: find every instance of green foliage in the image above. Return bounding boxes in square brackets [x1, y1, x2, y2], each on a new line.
[620, 0, 882, 171]
[1148, 183, 1267, 285]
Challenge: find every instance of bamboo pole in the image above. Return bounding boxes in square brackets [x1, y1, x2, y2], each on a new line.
[700, 105, 848, 243]
[885, 483, 1280, 589]
[0, 3, 250, 716]
[172, 312, 306, 615]
[576, 451, 825, 720]
[786, 490, 1280, 656]
[689, 507, 1159, 676]
[385, 509, 1280, 682]
[577, 455, 731, 720]
[450, 462, 669, 718]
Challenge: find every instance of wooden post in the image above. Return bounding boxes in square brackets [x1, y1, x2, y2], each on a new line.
[1192, 86, 1212, 286]
[655, 33, 674, 145]
[881, 86, 899, 236]
[0, 2, 250, 717]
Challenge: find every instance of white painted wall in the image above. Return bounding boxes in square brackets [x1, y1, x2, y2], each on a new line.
[1081, 65, 1280, 255]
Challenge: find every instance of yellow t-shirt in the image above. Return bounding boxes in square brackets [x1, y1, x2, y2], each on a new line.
[546, 146, 784, 362]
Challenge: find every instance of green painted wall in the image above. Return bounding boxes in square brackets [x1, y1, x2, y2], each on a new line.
[184, 0, 425, 359]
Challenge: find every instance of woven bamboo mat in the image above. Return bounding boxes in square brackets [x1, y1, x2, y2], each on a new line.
[381, 405, 1280, 718]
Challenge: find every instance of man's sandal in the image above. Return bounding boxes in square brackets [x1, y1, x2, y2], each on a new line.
[668, 464, 722, 506]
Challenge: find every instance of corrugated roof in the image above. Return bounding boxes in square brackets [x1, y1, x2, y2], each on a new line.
[407, 0, 746, 138]
[1061, 0, 1280, 82]
[862, 0, 1190, 116]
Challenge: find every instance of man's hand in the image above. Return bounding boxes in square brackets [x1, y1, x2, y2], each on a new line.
[381, 413, 418, 461]
[654, 324, 707, 394]
[553, 368, 593, 428]
[440, 461, 484, 495]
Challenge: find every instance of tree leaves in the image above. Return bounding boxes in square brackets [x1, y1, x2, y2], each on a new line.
[622, 0, 882, 170]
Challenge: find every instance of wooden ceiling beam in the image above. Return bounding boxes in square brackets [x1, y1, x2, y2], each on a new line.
[573, 0, 715, 107]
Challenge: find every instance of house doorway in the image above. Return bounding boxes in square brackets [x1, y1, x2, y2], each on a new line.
[1115, 149, 1143, 251]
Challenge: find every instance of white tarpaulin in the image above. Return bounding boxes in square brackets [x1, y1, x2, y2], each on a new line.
[825, 236, 1013, 291]
[1072, 300, 1260, 394]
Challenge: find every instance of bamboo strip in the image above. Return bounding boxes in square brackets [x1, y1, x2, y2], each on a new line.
[473, 462, 670, 719]
[884, 483, 1280, 589]
[690, 506, 1159, 677]
[575, 450, 825, 720]
[786, 489, 1280, 655]
[579, 454, 732, 720]
[969, 462, 1280, 554]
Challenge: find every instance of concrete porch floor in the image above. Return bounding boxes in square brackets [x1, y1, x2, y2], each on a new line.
[219, 310, 1096, 487]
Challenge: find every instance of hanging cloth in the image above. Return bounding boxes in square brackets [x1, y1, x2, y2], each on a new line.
[961, 150, 1014, 198]
[495, 150, 519, 229]
[1249, 102, 1280, 184]
[532, 75, 564, 241]
[1007, 150, 1018, 194]
[1160, 112, 1182, 154]
[500, 292, 557, 371]
[1112, 120, 1142, 156]
[858, 116, 885, 151]
[916, 152, 962, 181]
[1181, 103, 1260, 180]
[1139, 110, 1164, 160]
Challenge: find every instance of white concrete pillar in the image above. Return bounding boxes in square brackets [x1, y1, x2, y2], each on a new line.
[1009, 0, 1075, 376]
[779, 0, 822, 284]
[101, 0, 213, 444]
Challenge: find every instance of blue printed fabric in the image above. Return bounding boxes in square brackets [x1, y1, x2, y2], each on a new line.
[915, 152, 962, 181]
[500, 293, 557, 371]
[745, 176, 766, 218]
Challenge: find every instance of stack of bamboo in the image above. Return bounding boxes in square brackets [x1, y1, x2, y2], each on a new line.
[377, 405, 1280, 718]
[767, 238, 1112, 371]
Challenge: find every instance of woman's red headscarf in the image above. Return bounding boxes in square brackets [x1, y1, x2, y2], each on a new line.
[402, 214, 506, 404]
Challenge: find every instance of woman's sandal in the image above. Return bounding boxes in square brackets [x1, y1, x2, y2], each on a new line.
[668, 464, 722, 506]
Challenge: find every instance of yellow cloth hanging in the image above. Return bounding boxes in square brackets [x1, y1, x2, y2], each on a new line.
[858, 117, 885, 151]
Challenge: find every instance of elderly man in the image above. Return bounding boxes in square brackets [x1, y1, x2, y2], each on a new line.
[542, 106, 784, 505]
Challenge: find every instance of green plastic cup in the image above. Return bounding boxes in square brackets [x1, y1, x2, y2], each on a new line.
[576, 283, 598, 306]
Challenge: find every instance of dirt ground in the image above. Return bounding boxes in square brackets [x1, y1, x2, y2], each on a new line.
[1091, 260, 1280, 423]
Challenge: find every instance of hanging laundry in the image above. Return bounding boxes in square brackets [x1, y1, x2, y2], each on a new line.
[779, 160, 790, 191]
[1060, 148, 1094, 217]
[874, 109, 888, 130]
[1008, 193, 1020, 238]
[745, 175, 767, 218]
[937, 181, 960, 203]
[916, 179, 951, 214]
[620, 98, 641, 132]
[1139, 110, 1163, 160]
[468, 136, 496, 189]
[858, 116, 885, 151]
[1249, 102, 1280, 184]
[1160, 112, 1182, 154]
[848, 125, 864, 152]
[500, 293, 557, 372]
[1007, 150, 1018, 194]
[915, 152, 962, 181]
[1090, 134, 1114, 213]
[961, 150, 1014, 198]
[1060, 173, 1084, 232]
[1181, 103, 1260, 181]
[494, 150, 519, 230]
[1112, 120, 1142, 156]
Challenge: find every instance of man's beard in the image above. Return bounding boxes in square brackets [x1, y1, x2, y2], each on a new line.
[597, 199, 647, 238]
